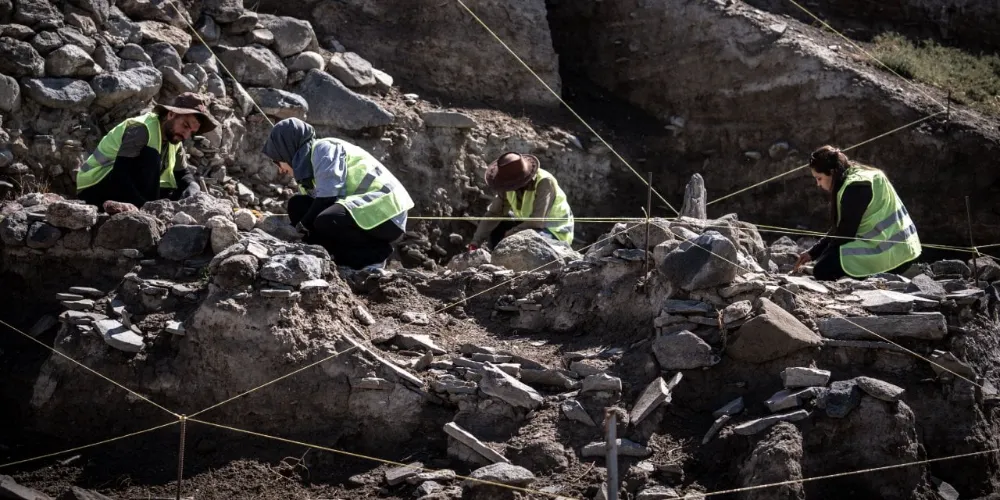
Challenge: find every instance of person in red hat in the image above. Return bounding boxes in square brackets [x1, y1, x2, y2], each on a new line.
[76, 92, 220, 214]
[471, 152, 574, 249]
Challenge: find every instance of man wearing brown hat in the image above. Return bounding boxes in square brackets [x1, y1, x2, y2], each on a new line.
[77, 92, 220, 213]
[471, 152, 574, 249]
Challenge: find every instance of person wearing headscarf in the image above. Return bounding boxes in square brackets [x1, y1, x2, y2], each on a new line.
[471, 152, 574, 249]
[77, 92, 219, 214]
[262, 118, 414, 270]
[794, 145, 921, 280]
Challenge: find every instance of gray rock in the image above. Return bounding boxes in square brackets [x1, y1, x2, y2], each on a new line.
[62, 299, 95, 311]
[931, 259, 970, 278]
[284, 51, 324, 72]
[69, 0, 111, 25]
[781, 366, 831, 388]
[175, 193, 233, 224]
[722, 300, 752, 324]
[659, 231, 739, 290]
[246, 87, 309, 120]
[443, 422, 509, 465]
[254, 214, 301, 241]
[0, 74, 21, 112]
[161, 66, 196, 92]
[22, 77, 96, 109]
[0, 37, 44, 76]
[928, 350, 976, 380]
[636, 486, 680, 500]
[815, 313, 947, 341]
[824, 379, 862, 418]
[0, 474, 53, 500]
[227, 11, 258, 34]
[195, 15, 220, 44]
[26, 222, 61, 249]
[462, 463, 535, 489]
[118, 43, 150, 62]
[46, 201, 97, 229]
[728, 298, 822, 363]
[13, 0, 60, 27]
[581, 373, 622, 393]
[30, 31, 63, 56]
[519, 368, 578, 390]
[94, 211, 163, 251]
[57, 27, 96, 54]
[106, 13, 142, 44]
[296, 69, 394, 130]
[68, 286, 103, 297]
[630, 376, 673, 424]
[247, 28, 274, 46]
[384, 462, 423, 486]
[781, 275, 830, 294]
[213, 254, 259, 289]
[421, 110, 477, 129]
[183, 44, 218, 73]
[491, 230, 581, 272]
[581, 439, 652, 458]
[257, 14, 315, 57]
[446, 248, 492, 271]
[765, 387, 820, 412]
[90, 66, 162, 108]
[137, 21, 190, 56]
[560, 399, 596, 427]
[854, 289, 934, 314]
[145, 42, 181, 70]
[57, 485, 114, 500]
[661, 299, 713, 314]
[906, 274, 947, 300]
[217, 44, 287, 89]
[733, 409, 810, 435]
[206, 215, 238, 254]
[327, 51, 375, 87]
[0, 24, 33, 40]
[158, 225, 209, 261]
[394, 334, 445, 355]
[856, 376, 905, 402]
[652, 331, 716, 370]
[202, 0, 243, 23]
[182, 63, 208, 87]
[478, 362, 543, 410]
[260, 253, 323, 286]
[679, 173, 707, 219]
[713, 396, 744, 418]
[45, 44, 100, 77]
[95, 318, 143, 353]
[92, 43, 120, 73]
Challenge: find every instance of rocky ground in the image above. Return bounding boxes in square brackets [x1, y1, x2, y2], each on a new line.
[2, 0, 1000, 498]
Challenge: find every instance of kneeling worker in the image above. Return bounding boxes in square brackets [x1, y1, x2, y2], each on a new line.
[262, 118, 413, 270]
[471, 152, 574, 249]
[794, 145, 921, 280]
[77, 92, 218, 213]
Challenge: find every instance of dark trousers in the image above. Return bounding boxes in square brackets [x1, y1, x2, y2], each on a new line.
[78, 148, 179, 208]
[813, 249, 912, 281]
[287, 194, 403, 270]
[489, 221, 519, 249]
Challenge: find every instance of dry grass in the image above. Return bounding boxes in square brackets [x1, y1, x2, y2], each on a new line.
[871, 32, 1000, 116]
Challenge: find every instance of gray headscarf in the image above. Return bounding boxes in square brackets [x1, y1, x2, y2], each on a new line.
[261, 118, 316, 181]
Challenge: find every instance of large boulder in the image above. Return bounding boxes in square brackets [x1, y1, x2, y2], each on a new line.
[652, 331, 717, 370]
[738, 422, 805, 500]
[659, 230, 739, 290]
[259, 253, 323, 286]
[217, 44, 287, 89]
[12, 0, 61, 27]
[47, 201, 98, 230]
[295, 69, 393, 130]
[202, 0, 243, 23]
[0, 36, 44, 77]
[137, 21, 190, 56]
[175, 193, 234, 224]
[69, 0, 112, 25]
[45, 44, 102, 77]
[257, 14, 316, 57]
[727, 298, 822, 363]
[94, 211, 163, 251]
[158, 225, 210, 261]
[21, 77, 96, 110]
[90, 66, 162, 108]
[327, 51, 375, 88]
[491, 230, 581, 272]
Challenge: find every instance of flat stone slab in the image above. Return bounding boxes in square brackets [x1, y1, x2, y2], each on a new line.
[444, 422, 509, 464]
[68, 286, 103, 297]
[385, 462, 423, 486]
[0, 475, 53, 500]
[765, 387, 821, 412]
[856, 376, 905, 402]
[702, 414, 731, 444]
[479, 362, 543, 409]
[816, 313, 947, 340]
[561, 399, 596, 427]
[782, 275, 830, 294]
[394, 333, 446, 355]
[732, 409, 810, 435]
[854, 289, 936, 314]
[781, 366, 831, 388]
[165, 320, 185, 335]
[661, 299, 713, 314]
[581, 373, 622, 393]
[630, 376, 670, 425]
[62, 299, 95, 311]
[95, 319, 143, 353]
[713, 396, 744, 418]
[520, 368, 579, 390]
[582, 439, 652, 458]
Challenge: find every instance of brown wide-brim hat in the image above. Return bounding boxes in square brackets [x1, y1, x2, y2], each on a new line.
[485, 152, 540, 192]
[153, 92, 219, 135]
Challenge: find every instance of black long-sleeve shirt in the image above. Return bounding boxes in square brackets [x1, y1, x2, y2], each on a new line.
[117, 122, 197, 203]
[808, 181, 873, 259]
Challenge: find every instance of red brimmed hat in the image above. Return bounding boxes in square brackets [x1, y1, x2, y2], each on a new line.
[485, 152, 539, 191]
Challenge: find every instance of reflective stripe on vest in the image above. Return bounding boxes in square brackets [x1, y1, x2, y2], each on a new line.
[837, 167, 921, 277]
[504, 168, 574, 245]
[311, 138, 414, 230]
[78, 112, 179, 190]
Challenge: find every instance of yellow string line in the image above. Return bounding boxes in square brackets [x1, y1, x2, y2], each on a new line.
[188, 418, 582, 499]
[164, 0, 276, 128]
[679, 447, 999, 499]
[453, 0, 678, 216]
[0, 420, 180, 469]
[707, 111, 945, 206]
[0, 319, 180, 418]
[785, 0, 952, 115]
[188, 346, 359, 419]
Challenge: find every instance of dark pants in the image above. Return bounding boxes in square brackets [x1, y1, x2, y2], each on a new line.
[813, 249, 912, 281]
[489, 221, 519, 249]
[78, 148, 181, 208]
[287, 194, 403, 270]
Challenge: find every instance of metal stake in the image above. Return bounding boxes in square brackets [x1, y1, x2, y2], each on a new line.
[643, 172, 653, 291]
[605, 410, 619, 500]
[176, 416, 187, 500]
[966, 196, 978, 282]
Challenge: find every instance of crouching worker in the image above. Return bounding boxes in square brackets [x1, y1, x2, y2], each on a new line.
[77, 92, 218, 214]
[794, 145, 921, 280]
[471, 152, 574, 249]
[262, 118, 413, 270]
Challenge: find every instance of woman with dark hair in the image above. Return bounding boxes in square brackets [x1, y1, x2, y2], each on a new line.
[794, 145, 921, 280]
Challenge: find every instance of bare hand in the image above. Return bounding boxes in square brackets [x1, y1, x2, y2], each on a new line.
[793, 252, 812, 273]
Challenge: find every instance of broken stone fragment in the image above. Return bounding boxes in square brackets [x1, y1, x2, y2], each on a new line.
[765, 387, 820, 413]
[636, 485, 680, 500]
[580, 373, 622, 393]
[0, 475, 52, 500]
[712, 396, 744, 418]
[853, 289, 936, 314]
[462, 463, 535, 489]
[815, 313, 947, 341]
[443, 422, 509, 465]
[520, 368, 578, 390]
[581, 439, 652, 458]
[823, 379, 863, 418]
[732, 409, 810, 436]
[352, 304, 375, 326]
[855, 376, 905, 402]
[560, 399, 596, 427]
[478, 362, 543, 410]
[702, 414, 730, 444]
[630, 375, 675, 425]
[165, 320, 185, 336]
[781, 366, 831, 388]
[727, 298, 822, 363]
[652, 331, 717, 370]
[780, 275, 830, 294]
[393, 334, 446, 355]
[722, 300, 752, 324]
[46, 201, 97, 230]
[928, 350, 976, 379]
[61, 299, 95, 311]
[259, 253, 322, 286]
[406, 469, 456, 485]
[385, 462, 423, 486]
[402, 311, 429, 325]
[94, 318, 143, 353]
